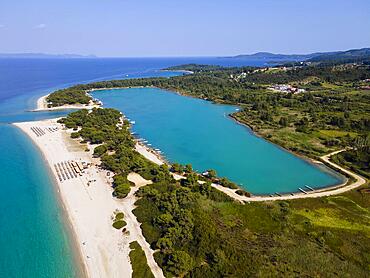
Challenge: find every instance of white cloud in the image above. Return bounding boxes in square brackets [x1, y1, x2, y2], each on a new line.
[0, 24, 5, 28]
[34, 23, 46, 29]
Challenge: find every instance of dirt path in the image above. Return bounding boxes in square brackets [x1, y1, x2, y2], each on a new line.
[138, 146, 366, 203]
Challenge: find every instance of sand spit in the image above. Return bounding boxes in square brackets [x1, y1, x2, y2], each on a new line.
[14, 119, 164, 278]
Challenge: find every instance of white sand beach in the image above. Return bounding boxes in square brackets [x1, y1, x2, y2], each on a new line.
[14, 119, 164, 278]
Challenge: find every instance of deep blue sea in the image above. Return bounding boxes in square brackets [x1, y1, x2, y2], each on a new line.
[0, 57, 342, 277]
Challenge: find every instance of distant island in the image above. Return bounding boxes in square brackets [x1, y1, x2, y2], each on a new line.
[0, 53, 97, 59]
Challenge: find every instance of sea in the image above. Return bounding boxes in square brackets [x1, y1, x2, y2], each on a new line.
[0, 57, 342, 277]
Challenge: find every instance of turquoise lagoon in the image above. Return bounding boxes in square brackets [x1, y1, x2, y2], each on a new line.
[0, 57, 343, 276]
[0, 58, 187, 277]
[92, 87, 343, 195]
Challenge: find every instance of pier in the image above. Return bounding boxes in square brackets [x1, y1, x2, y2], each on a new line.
[305, 185, 315, 191]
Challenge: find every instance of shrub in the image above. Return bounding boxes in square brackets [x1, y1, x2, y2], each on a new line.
[113, 184, 131, 198]
[93, 144, 108, 157]
[71, 132, 80, 139]
[129, 241, 154, 278]
[115, 212, 124, 220]
[112, 220, 126, 229]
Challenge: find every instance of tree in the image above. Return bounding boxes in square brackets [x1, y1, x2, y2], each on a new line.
[279, 116, 289, 127]
[166, 250, 194, 276]
[184, 164, 193, 173]
[112, 175, 132, 198]
[206, 169, 217, 179]
[181, 173, 198, 187]
[71, 132, 80, 138]
[113, 184, 130, 198]
[93, 144, 108, 157]
[154, 213, 174, 229]
[171, 163, 182, 173]
[156, 237, 173, 251]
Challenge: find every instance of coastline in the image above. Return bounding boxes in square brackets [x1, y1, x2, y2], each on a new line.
[227, 113, 347, 183]
[13, 119, 164, 278]
[31, 93, 100, 112]
[34, 91, 365, 202]
[136, 142, 365, 202]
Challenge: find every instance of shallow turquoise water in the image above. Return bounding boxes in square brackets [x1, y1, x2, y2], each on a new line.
[0, 125, 79, 278]
[0, 57, 343, 276]
[93, 87, 343, 195]
[0, 58, 188, 277]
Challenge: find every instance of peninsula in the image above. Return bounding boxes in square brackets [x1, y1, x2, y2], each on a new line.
[15, 58, 369, 277]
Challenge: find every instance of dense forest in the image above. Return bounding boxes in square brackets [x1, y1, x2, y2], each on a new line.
[47, 88, 91, 107]
[59, 107, 370, 277]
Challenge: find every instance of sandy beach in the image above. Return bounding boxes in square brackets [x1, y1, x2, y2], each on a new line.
[14, 119, 164, 278]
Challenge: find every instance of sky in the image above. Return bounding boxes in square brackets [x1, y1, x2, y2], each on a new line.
[0, 0, 369, 57]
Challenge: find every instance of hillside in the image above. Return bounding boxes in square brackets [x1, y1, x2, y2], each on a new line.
[308, 48, 370, 64]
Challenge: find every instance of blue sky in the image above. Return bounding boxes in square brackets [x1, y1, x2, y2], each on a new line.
[0, 0, 369, 57]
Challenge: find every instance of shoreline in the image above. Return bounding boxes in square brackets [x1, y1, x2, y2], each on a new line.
[14, 120, 90, 277]
[31, 93, 100, 112]
[33, 90, 365, 201]
[19, 122, 88, 278]
[136, 142, 365, 202]
[227, 113, 347, 184]
[14, 118, 165, 278]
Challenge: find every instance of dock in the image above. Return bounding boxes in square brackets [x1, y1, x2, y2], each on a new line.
[305, 185, 315, 191]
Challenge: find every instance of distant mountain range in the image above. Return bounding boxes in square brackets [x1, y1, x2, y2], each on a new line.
[231, 48, 370, 64]
[232, 52, 321, 61]
[307, 48, 370, 64]
[0, 53, 97, 59]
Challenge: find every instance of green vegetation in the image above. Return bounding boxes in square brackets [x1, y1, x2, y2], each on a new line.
[55, 62, 370, 277]
[112, 211, 126, 229]
[134, 179, 370, 277]
[59, 108, 245, 194]
[307, 47, 370, 65]
[115, 212, 124, 220]
[47, 88, 91, 107]
[51, 62, 369, 167]
[331, 135, 370, 179]
[112, 220, 126, 229]
[129, 241, 155, 278]
[58, 108, 170, 183]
